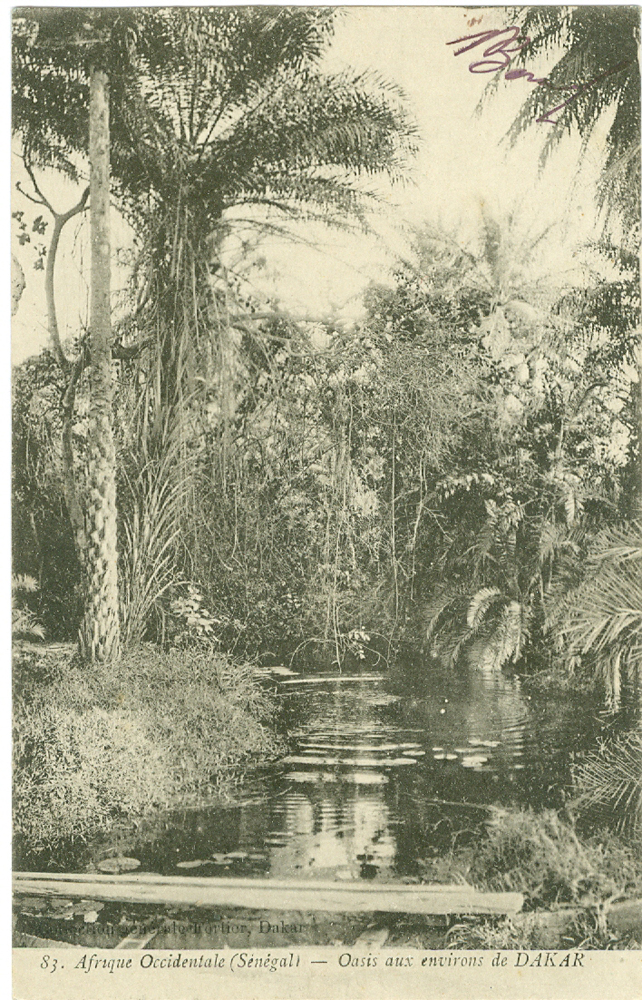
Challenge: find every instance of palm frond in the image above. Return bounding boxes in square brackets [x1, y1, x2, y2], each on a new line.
[467, 586, 502, 630]
[550, 520, 642, 707]
[572, 732, 642, 839]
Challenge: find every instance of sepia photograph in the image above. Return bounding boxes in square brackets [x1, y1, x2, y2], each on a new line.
[10, 5, 642, 999]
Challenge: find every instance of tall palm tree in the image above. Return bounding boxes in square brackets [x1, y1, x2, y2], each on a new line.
[114, 8, 417, 408]
[12, 8, 418, 654]
[13, 11, 127, 660]
[78, 65, 120, 661]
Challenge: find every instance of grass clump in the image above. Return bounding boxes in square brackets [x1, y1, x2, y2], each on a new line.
[466, 807, 642, 907]
[13, 644, 282, 853]
[420, 806, 642, 951]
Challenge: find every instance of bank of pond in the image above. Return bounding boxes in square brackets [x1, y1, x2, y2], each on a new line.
[12, 642, 642, 950]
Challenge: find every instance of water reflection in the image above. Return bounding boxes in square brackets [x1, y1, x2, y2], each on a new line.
[125, 660, 605, 881]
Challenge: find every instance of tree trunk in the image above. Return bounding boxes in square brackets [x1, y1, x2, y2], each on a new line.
[79, 66, 120, 662]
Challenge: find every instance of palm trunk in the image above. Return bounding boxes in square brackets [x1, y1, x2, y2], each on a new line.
[79, 66, 120, 662]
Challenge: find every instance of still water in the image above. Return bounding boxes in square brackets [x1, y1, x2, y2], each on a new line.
[123, 660, 615, 882]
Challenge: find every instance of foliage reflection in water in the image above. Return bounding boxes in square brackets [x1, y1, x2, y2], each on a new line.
[120, 660, 612, 882]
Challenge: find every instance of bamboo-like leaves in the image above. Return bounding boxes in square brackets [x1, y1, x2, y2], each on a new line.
[119, 399, 192, 647]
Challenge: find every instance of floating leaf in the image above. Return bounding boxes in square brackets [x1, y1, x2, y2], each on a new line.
[72, 900, 104, 918]
[461, 754, 489, 768]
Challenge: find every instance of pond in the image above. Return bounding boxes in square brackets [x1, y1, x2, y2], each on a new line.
[93, 658, 634, 883]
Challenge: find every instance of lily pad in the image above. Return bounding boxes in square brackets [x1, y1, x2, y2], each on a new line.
[461, 754, 489, 768]
[97, 856, 141, 874]
[176, 859, 213, 869]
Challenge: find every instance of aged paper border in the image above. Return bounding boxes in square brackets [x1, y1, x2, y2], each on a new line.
[9, 2, 642, 999]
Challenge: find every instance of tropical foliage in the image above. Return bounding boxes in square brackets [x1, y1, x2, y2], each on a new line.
[503, 5, 640, 234]
[548, 522, 642, 708]
[11, 7, 642, 884]
[573, 730, 642, 839]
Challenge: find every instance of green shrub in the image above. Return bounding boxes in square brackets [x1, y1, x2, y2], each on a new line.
[466, 807, 642, 906]
[14, 704, 169, 848]
[13, 644, 281, 852]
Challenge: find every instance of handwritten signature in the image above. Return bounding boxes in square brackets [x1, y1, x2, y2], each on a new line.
[447, 27, 632, 125]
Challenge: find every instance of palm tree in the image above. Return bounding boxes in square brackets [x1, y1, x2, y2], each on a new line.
[504, 7, 639, 230]
[112, 8, 417, 409]
[13, 11, 126, 660]
[498, 6, 641, 503]
[548, 522, 642, 709]
[78, 65, 120, 661]
[12, 8, 418, 653]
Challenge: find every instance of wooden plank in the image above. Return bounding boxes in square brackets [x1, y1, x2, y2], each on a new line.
[13, 931, 76, 949]
[280, 675, 385, 685]
[13, 872, 523, 916]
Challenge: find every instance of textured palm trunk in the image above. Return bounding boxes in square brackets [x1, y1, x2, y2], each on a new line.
[79, 66, 120, 662]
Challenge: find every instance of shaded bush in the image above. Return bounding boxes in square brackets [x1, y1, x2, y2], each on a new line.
[466, 807, 642, 907]
[13, 644, 282, 852]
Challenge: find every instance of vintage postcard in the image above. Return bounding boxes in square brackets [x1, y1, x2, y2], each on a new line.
[11, 5, 642, 999]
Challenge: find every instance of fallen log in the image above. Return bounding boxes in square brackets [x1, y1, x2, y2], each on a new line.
[13, 872, 523, 917]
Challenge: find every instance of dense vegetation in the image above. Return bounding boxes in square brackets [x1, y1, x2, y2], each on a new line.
[11, 7, 642, 944]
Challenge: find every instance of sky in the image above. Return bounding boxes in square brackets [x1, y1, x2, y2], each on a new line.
[11, 5, 614, 364]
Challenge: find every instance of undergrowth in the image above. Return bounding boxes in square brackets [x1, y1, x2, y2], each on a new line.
[419, 806, 642, 950]
[13, 644, 282, 853]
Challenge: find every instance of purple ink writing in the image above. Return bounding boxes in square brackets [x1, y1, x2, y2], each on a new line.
[447, 27, 632, 125]
[447, 27, 532, 75]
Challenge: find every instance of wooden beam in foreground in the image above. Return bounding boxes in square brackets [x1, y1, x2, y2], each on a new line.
[13, 872, 523, 916]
